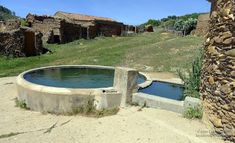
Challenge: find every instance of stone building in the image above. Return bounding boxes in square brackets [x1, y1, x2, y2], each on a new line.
[0, 19, 21, 32]
[26, 13, 82, 44]
[54, 11, 125, 39]
[194, 13, 210, 37]
[0, 27, 43, 57]
[200, 0, 235, 142]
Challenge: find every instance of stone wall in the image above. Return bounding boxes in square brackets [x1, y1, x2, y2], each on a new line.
[200, 0, 235, 142]
[0, 27, 43, 57]
[27, 15, 62, 43]
[60, 21, 81, 43]
[28, 15, 85, 44]
[194, 13, 210, 37]
[96, 21, 123, 37]
[0, 20, 20, 32]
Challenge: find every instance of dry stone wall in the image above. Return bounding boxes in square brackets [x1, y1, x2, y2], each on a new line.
[0, 20, 20, 32]
[27, 14, 84, 43]
[0, 29, 24, 57]
[200, 0, 235, 142]
[194, 14, 210, 37]
[60, 21, 81, 43]
[96, 21, 123, 37]
[28, 16, 62, 43]
[0, 28, 43, 57]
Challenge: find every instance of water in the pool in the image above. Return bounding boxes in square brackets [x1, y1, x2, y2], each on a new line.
[139, 81, 184, 101]
[24, 67, 145, 88]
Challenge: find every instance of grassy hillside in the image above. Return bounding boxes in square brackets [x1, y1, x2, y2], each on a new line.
[0, 5, 17, 20]
[0, 30, 204, 77]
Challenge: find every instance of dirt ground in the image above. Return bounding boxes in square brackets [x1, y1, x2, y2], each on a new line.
[0, 76, 226, 143]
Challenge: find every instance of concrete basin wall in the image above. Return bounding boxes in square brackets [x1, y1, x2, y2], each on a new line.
[16, 65, 149, 114]
[17, 65, 116, 114]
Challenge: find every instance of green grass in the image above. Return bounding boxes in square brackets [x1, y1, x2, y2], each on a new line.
[184, 106, 203, 119]
[70, 98, 119, 117]
[0, 30, 204, 77]
[15, 98, 30, 110]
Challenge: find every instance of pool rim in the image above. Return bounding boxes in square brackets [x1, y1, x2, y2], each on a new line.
[17, 65, 152, 95]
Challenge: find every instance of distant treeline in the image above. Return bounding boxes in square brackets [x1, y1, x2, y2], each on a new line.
[141, 13, 204, 35]
[0, 5, 17, 21]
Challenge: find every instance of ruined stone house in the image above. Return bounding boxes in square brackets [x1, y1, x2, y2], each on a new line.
[26, 13, 82, 44]
[0, 19, 21, 32]
[124, 25, 139, 33]
[0, 27, 43, 57]
[54, 11, 125, 39]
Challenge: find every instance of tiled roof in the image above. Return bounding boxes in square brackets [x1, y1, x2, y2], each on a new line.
[55, 11, 116, 22]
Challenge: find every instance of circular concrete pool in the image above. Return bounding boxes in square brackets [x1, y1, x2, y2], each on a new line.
[16, 65, 150, 114]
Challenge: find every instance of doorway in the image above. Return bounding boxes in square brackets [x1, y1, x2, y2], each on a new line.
[24, 30, 36, 56]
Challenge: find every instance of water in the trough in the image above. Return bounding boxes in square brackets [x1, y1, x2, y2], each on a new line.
[24, 67, 146, 88]
[139, 81, 184, 101]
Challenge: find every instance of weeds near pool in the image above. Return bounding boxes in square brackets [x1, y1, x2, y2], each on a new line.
[184, 106, 203, 119]
[177, 48, 203, 99]
[72, 98, 119, 118]
[130, 102, 139, 106]
[137, 101, 147, 111]
[15, 98, 30, 110]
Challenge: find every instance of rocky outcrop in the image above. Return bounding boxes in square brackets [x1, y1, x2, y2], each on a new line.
[0, 27, 43, 57]
[194, 14, 210, 37]
[200, 0, 235, 142]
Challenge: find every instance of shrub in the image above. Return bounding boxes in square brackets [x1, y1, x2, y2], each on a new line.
[20, 19, 29, 27]
[15, 98, 29, 110]
[72, 98, 119, 117]
[174, 18, 197, 35]
[178, 49, 203, 99]
[174, 19, 185, 31]
[183, 18, 197, 35]
[184, 106, 203, 119]
[146, 19, 161, 27]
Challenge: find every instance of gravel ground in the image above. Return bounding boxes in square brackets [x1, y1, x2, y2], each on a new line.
[0, 77, 225, 143]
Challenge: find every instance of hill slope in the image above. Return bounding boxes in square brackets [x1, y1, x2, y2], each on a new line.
[0, 30, 204, 77]
[0, 5, 17, 20]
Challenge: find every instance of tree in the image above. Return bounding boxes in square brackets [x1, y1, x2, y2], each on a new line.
[146, 19, 161, 26]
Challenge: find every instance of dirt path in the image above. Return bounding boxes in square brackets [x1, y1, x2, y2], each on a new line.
[0, 77, 225, 143]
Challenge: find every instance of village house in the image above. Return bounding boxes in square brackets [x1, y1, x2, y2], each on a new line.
[26, 12, 126, 43]
[54, 11, 125, 39]
[26, 13, 82, 44]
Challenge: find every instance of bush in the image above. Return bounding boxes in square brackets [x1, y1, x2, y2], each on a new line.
[178, 49, 203, 99]
[146, 19, 161, 27]
[183, 18, 197, 35]
[20, 19, 29, 27]
[72, 98, 119, 117]
[184, 106, 203, 119]
[15, 98, 29, 110]
[174, 19, 184, 31]
[174, 18, 197, 35]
